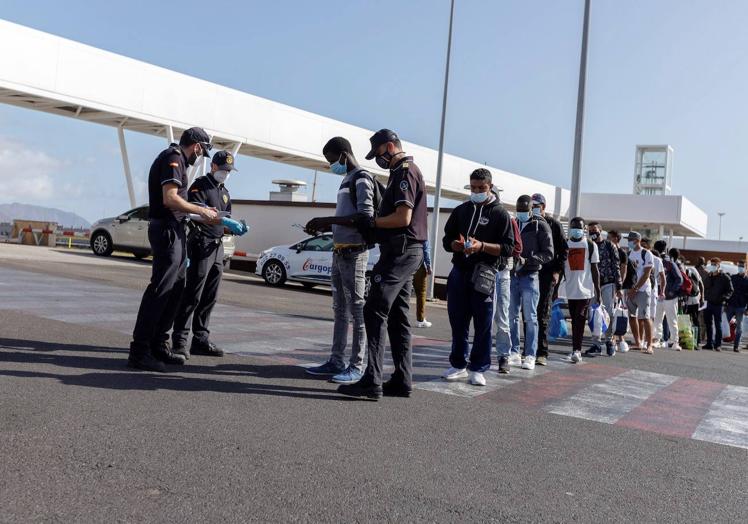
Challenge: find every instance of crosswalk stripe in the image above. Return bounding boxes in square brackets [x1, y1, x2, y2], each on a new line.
[616, 377, 725, 438]
[692, 385, 748, 450]
[546, 369, 678, 424]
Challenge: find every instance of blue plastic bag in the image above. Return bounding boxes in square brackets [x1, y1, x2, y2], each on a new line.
[549, 301, 569, 340]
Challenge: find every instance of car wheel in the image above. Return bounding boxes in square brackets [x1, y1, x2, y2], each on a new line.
[364, 271, 372, 299]
[90, 231, 113, 256]
[262, 260, 287, 286]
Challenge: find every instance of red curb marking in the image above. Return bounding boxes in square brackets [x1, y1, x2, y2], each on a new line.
[616, 377, 726, 438]
[481, 363, 627, 408]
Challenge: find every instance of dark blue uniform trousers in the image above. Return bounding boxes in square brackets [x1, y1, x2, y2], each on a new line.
[172, 237, 224, 348]
[131, 219, 187, 354]
[447, 266, 495, 372]
[362, 243, 423, 389]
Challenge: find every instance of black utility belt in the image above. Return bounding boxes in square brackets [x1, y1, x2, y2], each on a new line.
[333, 244, 368, 255]
[191, 235, 222, 245]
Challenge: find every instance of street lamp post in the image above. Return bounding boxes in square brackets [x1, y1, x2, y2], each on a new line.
[568, 0, 591, 219]
[718, 212, 726, 240]
[427, 0, 456, 299]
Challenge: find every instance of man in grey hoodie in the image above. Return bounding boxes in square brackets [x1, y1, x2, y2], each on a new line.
[509, 195, 553, 370]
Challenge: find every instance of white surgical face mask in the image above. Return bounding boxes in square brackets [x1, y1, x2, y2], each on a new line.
[213, 170, 230, 184]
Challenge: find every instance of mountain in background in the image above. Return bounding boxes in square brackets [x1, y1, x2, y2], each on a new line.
[0, 203, 91, 228]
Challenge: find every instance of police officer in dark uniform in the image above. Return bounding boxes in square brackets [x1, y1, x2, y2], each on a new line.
[338, 129, 428, 400]
[128, 127, 218, 372]
[172, 150, 246, 359]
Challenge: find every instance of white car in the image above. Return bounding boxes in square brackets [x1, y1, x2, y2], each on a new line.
[256, 233, 380, 295]
[89, 205, 235, 263]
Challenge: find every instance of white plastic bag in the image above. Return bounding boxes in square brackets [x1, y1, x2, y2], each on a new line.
[721, 313, 731, 337]
[588, 303, 610, 338]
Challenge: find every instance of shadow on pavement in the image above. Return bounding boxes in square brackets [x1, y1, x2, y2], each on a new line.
[0, 341, 347, 401]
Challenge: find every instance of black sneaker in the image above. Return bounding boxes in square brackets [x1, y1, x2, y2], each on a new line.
[606, 341, 615, 357]
[338, 381, 382, 400]
[498, 356, 510, 374]
[152, 342, 186, 365]
[382, 379, 412, 398]
[702, 344, 713, 350]
[127, 352, 166, 372]
[191, 340, 224, 357]
[584, 345, 602, 357]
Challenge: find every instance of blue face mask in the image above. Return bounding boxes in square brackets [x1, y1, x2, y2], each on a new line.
[569, 228, 584, 241]
[329, 160, 347, 175]
[532, 207, 542, 218]
[516, 211, 531, 222]
[470, 192, 489, 204]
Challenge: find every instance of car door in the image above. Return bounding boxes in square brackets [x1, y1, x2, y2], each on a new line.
[115, 206, 149, 248]
[294, 235, 334, 282]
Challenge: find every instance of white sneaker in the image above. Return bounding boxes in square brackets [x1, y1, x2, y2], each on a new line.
[522, 356, 536, 370]
[416, 320, 432, 328]
[571, 351, 582, 364]
[508, 354, 522, 367]
[468, 371, 486, 386]
[442, 367, 468, 381]
[619, 340, 629, 353]
[652, 339, 662, 349]
[671, 344, 682, 351]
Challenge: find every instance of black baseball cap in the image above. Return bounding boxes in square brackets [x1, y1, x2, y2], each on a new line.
[365, 129, 399, 160]
[212, 150, 238, 172]
[179, 127, 212, 157]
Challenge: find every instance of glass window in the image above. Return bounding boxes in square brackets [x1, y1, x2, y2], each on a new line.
[129, 207, 150, 220]
[302, 235, 334, 252]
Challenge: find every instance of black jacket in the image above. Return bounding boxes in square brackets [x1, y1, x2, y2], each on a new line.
[540, 214, 568, 275]
[516, 217, 554, 274]
[728, 274, 748, 309]
[704, 271, 733, 305]
[443, 197, 514, 272]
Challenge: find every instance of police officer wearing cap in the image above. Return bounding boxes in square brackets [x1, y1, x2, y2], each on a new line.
[172, 150, 246, 359]
[338, 129, 428, 400]
[128, 127, 218, 372]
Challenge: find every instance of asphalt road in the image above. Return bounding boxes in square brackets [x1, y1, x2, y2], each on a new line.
[0, 244, 746, 523]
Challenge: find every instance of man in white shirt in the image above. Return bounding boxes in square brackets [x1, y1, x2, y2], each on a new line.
[563, 217, 601, 363]
[626, 232, 655, 353]
[642, 238, 666, 347]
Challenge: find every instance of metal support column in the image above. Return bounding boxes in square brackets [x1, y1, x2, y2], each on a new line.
[117, 126, 137, 208]
[568, 0, 591, 219]
[166, 125, 175, 144]
[427, 0, 456, 299]
[230, 142, 241, 156]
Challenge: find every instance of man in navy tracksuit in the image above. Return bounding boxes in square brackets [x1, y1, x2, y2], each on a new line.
[441, 169, 515, 386]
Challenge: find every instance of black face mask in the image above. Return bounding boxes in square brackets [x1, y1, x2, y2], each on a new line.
[375, 151, 392, 170]
[589, 232, 600, 241]
[187, 150, 199, 166]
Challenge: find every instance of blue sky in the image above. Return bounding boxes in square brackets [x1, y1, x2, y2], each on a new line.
[1, 0, 746, 238]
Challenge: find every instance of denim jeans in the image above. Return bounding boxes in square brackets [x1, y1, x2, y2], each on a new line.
[494, 268, 511, 358]
[329, 250, 368, 371]
[724, 305, 746, 350]
[509, 272, 540, 358]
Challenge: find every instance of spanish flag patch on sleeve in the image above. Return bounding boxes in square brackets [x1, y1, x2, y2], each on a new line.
[169, 162, 179, 168]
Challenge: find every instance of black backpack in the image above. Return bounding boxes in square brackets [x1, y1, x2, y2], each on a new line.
[349, 169, 386, 245]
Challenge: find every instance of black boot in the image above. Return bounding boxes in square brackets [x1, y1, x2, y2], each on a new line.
[190, 340, 224, 357]
[382, 378, 412, 398]
[338, 379, 382, 400]
[152, 341, 186, 365]
[127, 343, 166, 372]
